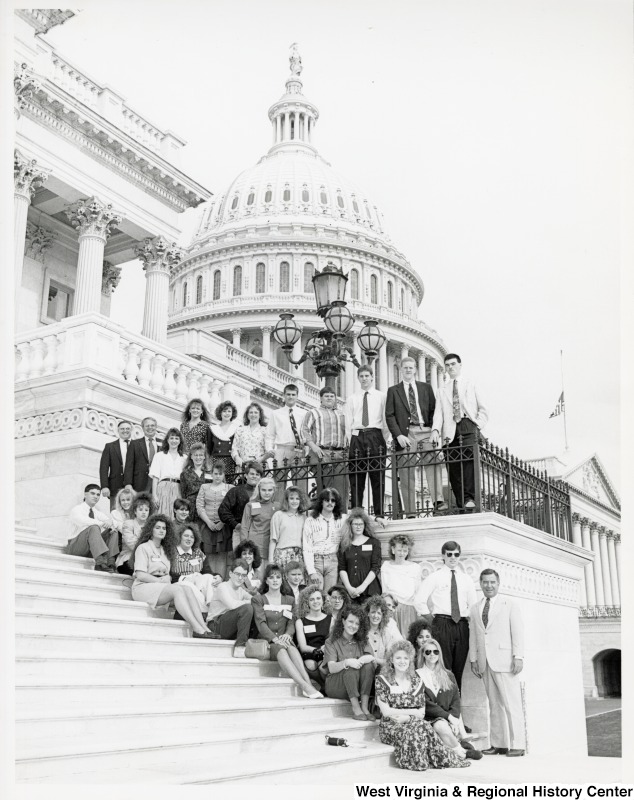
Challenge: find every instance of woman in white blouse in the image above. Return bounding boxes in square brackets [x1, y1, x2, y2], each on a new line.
[231, 403, 273, 468]
[380, 534, 424, 636]
[150, 427, 187, 518]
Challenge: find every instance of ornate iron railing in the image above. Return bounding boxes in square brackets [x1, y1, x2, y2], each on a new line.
[228, 431, 573, 540]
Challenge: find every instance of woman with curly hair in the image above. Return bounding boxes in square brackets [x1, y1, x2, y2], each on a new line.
[206, 400, 239, 483]
[130, 514, 216, 638]
[375, 641, 470, 771]
[117, 492, 154, 574]
[337, 508, 382, 601]
[407, 618, 434, 666]
[418, 638, 481, 759]
[364, 594, 402, 668]
[295, 585, 331, 685]
[380, 533, 425, 635]
[233, 539, 263, 595]
[269, 485, 308, 568]
[231, 403, 271, 469]
[326, 584, 350, 633]
[180, 398, 211, 454]
[252, 563, 323, 699]
[323, 606, 376, 719]
[303, 488, 347, 591]
[150, 427, 187, 517]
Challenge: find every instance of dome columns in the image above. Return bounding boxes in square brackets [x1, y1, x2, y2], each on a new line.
[232, 328, 242, 349]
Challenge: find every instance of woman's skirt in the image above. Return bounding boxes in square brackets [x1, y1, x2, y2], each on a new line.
[131, 581, 169, 609]
[273, 546, 305, 571]
[156, 481, 181, 518]
[179, 573, 216, 614]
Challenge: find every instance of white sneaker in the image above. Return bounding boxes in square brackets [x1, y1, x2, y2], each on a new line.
[233, 646, 246, 658]
[465, 499, 476, 509]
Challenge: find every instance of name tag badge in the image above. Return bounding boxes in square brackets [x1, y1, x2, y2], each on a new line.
[251, 502, 261, 510]
[204, 473, 212, 480]
[151, 555, 163, 562]
[361, 544, 373, 551]
[303, 624, 317, 633]
[282, 609, 294, 620]
[190, 558, 200, 567]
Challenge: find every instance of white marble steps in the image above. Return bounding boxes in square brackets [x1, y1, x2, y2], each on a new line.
[17, 652, 282, 681]
[15, 590, 178, 620]
[16, 717, 383, 782]
[16, 608, 191, 638]
[15, 546, 98, 569]
[16, 695, 357, 741]
[16, 573, 134, 602]
[16, 675, 298, 707]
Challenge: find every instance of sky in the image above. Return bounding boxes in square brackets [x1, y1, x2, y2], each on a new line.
[36, 0, 629, 489]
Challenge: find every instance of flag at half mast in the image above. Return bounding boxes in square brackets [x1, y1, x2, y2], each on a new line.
[549, 392, 565, 418]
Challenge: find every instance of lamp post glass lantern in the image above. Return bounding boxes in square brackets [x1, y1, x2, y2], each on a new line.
[273, 261, 385, 391]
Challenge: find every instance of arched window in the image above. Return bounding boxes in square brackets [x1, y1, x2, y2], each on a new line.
[212, 270, 221, 300]
[231, 195, 239, 210]
[370, 274, 378, 304]
[264, 189, 272, 203]
[196, 275, 203, 304]
[233, 265, 242, 297]
[350, 268, 359, 300]
[255, 263, 266, 294]
[182, 281, 189, 307]
[280, 261, 290, 292]
[304, 262, 315, 293]
[352, 199, 359, 214]
[387, 281, 393, 308]
[283, 188, 291, 202]
[247, 192, 255, 206]
[320, 188, 328, 205]
[400, 288, 405, 310]
[302, 188, 310, 202]
[337, 194, 345, 209]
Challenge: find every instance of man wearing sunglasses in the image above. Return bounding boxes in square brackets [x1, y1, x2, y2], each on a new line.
[469, 569, 525, 757]
[417, 541, 477, 690]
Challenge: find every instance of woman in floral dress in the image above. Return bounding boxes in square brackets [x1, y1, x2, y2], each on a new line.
[231, 403, 271, 469]
[375, 640, 471, 772]
[180, 398, 211, 454]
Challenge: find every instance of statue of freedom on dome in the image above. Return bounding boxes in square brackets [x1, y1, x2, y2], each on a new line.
[289, 43, 302, 76]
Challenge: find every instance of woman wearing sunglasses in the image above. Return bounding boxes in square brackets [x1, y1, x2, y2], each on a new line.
[302, 488, 347, 592]
[418, 638, 482, 760]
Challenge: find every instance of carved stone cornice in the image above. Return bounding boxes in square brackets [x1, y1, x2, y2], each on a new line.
[598, 525, 607, 538]
[14, 63, 41, 116]
[65, 197, 123, 240]
[15, 9, 76, 34]
[24, 222, 57, 262]
[588, 521, 599, 533]
[14, 150, 50, 200]
[135, 236, 183, 275]
[613, 534, 621, 544]
[101, 260, 122, 295]
[580, 517, 590, 528]
[572, 512, 581, 524]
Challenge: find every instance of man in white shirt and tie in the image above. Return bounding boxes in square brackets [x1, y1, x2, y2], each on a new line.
[469, 569, 526, 757]
[417, 540, 477, 690]
[99, 419, 132, 508]
[265, 384, 307, 494]
[344, 365, 390, 524]
[431, 353, 488, 511]
[64, 484, 117, 572]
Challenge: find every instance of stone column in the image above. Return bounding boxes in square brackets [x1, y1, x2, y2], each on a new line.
[378, 342, 388, 392]
[65, 197, 122, 315]
[598, 527, 613, 607]
[430, 360, 439, 394]
[232, 328, 241, 349]
[580, 518, 596, 608]
[14, 150, 50, 303]
[261, 326, 272, 361]
[606, 531, 620, 607]
[589, 522, 605, 607]
[614, 534, 621, 598]
[136, 236, 183, 344]
[418, 352, 427, 383]
[571, 514, 586, 606]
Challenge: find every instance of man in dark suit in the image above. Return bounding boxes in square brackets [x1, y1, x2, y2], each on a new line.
[386, 356, 446, 516]
[100, 419, 133, 508]
[124, 417, 159, 493]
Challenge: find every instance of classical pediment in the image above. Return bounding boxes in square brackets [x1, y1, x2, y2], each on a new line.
[564, 454, 620, 512]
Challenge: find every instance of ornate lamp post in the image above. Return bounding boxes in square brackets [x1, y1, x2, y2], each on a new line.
[272, 262, 386, 391]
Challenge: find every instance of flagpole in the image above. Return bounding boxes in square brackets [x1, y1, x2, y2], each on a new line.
[560, 349, 569, 451]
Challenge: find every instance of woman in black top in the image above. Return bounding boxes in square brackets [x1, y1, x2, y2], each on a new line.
[295, 585, 331, 686]
[337, 508, 382, 600]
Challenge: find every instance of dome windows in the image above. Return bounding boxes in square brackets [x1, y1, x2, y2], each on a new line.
[337, 193, 345, 209]
[304, 262, 315, 293]
[387, 280, 394, 308]
[255, 263, 266, 294]
[280, 261, 290, 292]
[182, 281, 189, 307]
[247, 191, 255, 206]
[302, 188, 310, 203]
[320, 187, 328, 205]
[370, 274, 378, 305]
[233, 265, 242, 296]
[350, 268, 359, 300]
[231, 195, 239, 211]
[212, 270, 221, 300]
[352, 198, 359, 214]
[196, 275, 203, 304]
[283, 187, 292, 202]
[264, 188, 273, 204]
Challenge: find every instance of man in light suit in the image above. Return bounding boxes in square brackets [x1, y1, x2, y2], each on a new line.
[431, 353, 488, 511]
[469, 569, 526, 757]
[99, 419, 132, 508]
[124, 417, 159, 494]
[386, 357, 446, 516]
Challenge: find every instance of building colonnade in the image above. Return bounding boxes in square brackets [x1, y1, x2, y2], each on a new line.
[572, 513, 621, 615]
[14, 148, 183, 344]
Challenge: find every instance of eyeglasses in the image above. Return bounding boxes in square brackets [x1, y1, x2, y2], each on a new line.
[232, 572, 247, 578]
[424, 649, 440, 655]
[444, 552, 460, 558]
[323, 498, 336, 503]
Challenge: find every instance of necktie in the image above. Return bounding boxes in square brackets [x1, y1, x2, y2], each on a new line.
[450, 570, 460, 623]
[482, 597, 490, 628]
[452, 379, 461, 423]
[289, 408, 301, 446]
[407, 383, 420, 425]
[148, 439, 155, 461]
[362, 392, 369, 427]
[88, 508, 95, 519]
